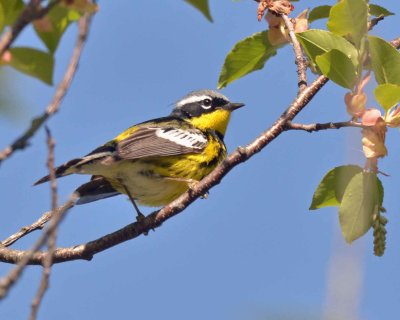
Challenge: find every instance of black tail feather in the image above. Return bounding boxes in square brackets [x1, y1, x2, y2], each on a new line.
[75, 176, 120, 204]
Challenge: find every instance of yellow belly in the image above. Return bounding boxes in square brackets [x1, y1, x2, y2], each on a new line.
[76, 135, 226, 207]
[112, 165, 190, 207]
[78, 157, 220, 207]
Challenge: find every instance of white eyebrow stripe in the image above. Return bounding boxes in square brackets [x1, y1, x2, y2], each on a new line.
[156, 128, 207, 149]
[176, 95, 211, 107]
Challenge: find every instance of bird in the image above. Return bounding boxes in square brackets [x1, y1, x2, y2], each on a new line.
[34, 90, 244, 218]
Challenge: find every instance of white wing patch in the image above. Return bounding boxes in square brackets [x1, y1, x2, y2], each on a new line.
[156, 128, 207, 149]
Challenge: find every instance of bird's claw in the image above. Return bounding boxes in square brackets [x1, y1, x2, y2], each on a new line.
[200, 191, 209, 199]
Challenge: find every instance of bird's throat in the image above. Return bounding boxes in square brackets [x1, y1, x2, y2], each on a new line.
[189, 109, 231, 137]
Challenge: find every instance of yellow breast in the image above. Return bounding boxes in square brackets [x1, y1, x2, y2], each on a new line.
[108, 132, 226, 206]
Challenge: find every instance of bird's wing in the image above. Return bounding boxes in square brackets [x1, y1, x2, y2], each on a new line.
[116, 125, 208, 160]
[33, 120, 208, 185]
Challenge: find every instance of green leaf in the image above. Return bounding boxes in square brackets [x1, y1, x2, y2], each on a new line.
[308, 5, 331, 23]
[310, 165, 362, 210]
[0, 0, 24, 26]
[34, 5, 81, 53]
[339, 172, 382, 243]
[218, 30, 282, 89]
[296, 30, 359, 68]
[0, 3, 5, 34]
[184, 0, 213, 22]
[369, 4, 394, 17]
[374, 84, 400, 111]
[316, 49, 358, 89]
[327, 0, 368, 48]
[7, 47, 54, 85]
[368, 36, 400, 85]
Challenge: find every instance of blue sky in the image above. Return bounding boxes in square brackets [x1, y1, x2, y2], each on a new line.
[1, 1, 400, 319]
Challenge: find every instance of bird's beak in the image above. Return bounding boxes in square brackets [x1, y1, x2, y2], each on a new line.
[223, 102, 245, 111]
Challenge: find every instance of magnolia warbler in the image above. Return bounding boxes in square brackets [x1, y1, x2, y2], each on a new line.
[35, 90, 244, 217]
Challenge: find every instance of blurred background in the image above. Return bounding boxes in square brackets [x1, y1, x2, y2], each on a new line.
[0, 0, 400, 319]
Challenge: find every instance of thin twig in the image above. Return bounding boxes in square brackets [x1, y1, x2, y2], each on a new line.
[0, 14, 91, 165]
[29, 127, 58, 320]
[368, 15, 385, 31]
[281, 14, 307, 92]
[285, 120, 364, 132]
[0, 0, 61, 56]
[0, 193, 78, 299]
[0, 200, 74, 247]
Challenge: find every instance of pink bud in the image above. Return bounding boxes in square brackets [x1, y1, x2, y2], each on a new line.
[362, 108, 382, 126]
[1, 51, 12, 63]
[345, 92, 367, 117]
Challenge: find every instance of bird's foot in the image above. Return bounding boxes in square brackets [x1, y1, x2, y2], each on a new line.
[136, 211, 146, 223]
[185, 179, 209, 199]
[135, 212, 150, 236]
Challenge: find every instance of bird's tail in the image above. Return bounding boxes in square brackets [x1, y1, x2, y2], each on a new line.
[33, 158, 83, 185]
[35, 171, 120, 204]
[75, 176, 120, 204]
[34, 145, 115, 186]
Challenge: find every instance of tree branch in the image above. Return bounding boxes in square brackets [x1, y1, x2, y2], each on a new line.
[368, 15, 385, 31]
[285, 120, 364, 132]
[281, 14, 307, 92]
[0, 14, 91, 165]
[0, 193, 78, 299]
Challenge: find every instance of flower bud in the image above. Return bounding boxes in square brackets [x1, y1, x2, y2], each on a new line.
[268, 23, 288, 45]
[361, 112, 387, 159]
[1, 51, 12, 64]
[384, 105, 400, 128]
[362, 128, 387, 159]
[265, 11, 282, 28]
[266, 9, 309, 46]
[345, 92, 367, 117]
[294, 9, 309, 33]
[361, 108, 382, 126]
[267, 0, 294, 15]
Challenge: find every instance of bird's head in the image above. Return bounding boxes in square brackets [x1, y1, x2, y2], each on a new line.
[170, 90, 244, 137]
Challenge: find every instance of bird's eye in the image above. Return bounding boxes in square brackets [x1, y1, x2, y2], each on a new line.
[202, 99, 212, 109]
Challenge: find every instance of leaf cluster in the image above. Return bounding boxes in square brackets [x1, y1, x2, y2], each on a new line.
[310, 165, 385, 245]
[0, 0, 97, 85]
[211, 0, 398, 254]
